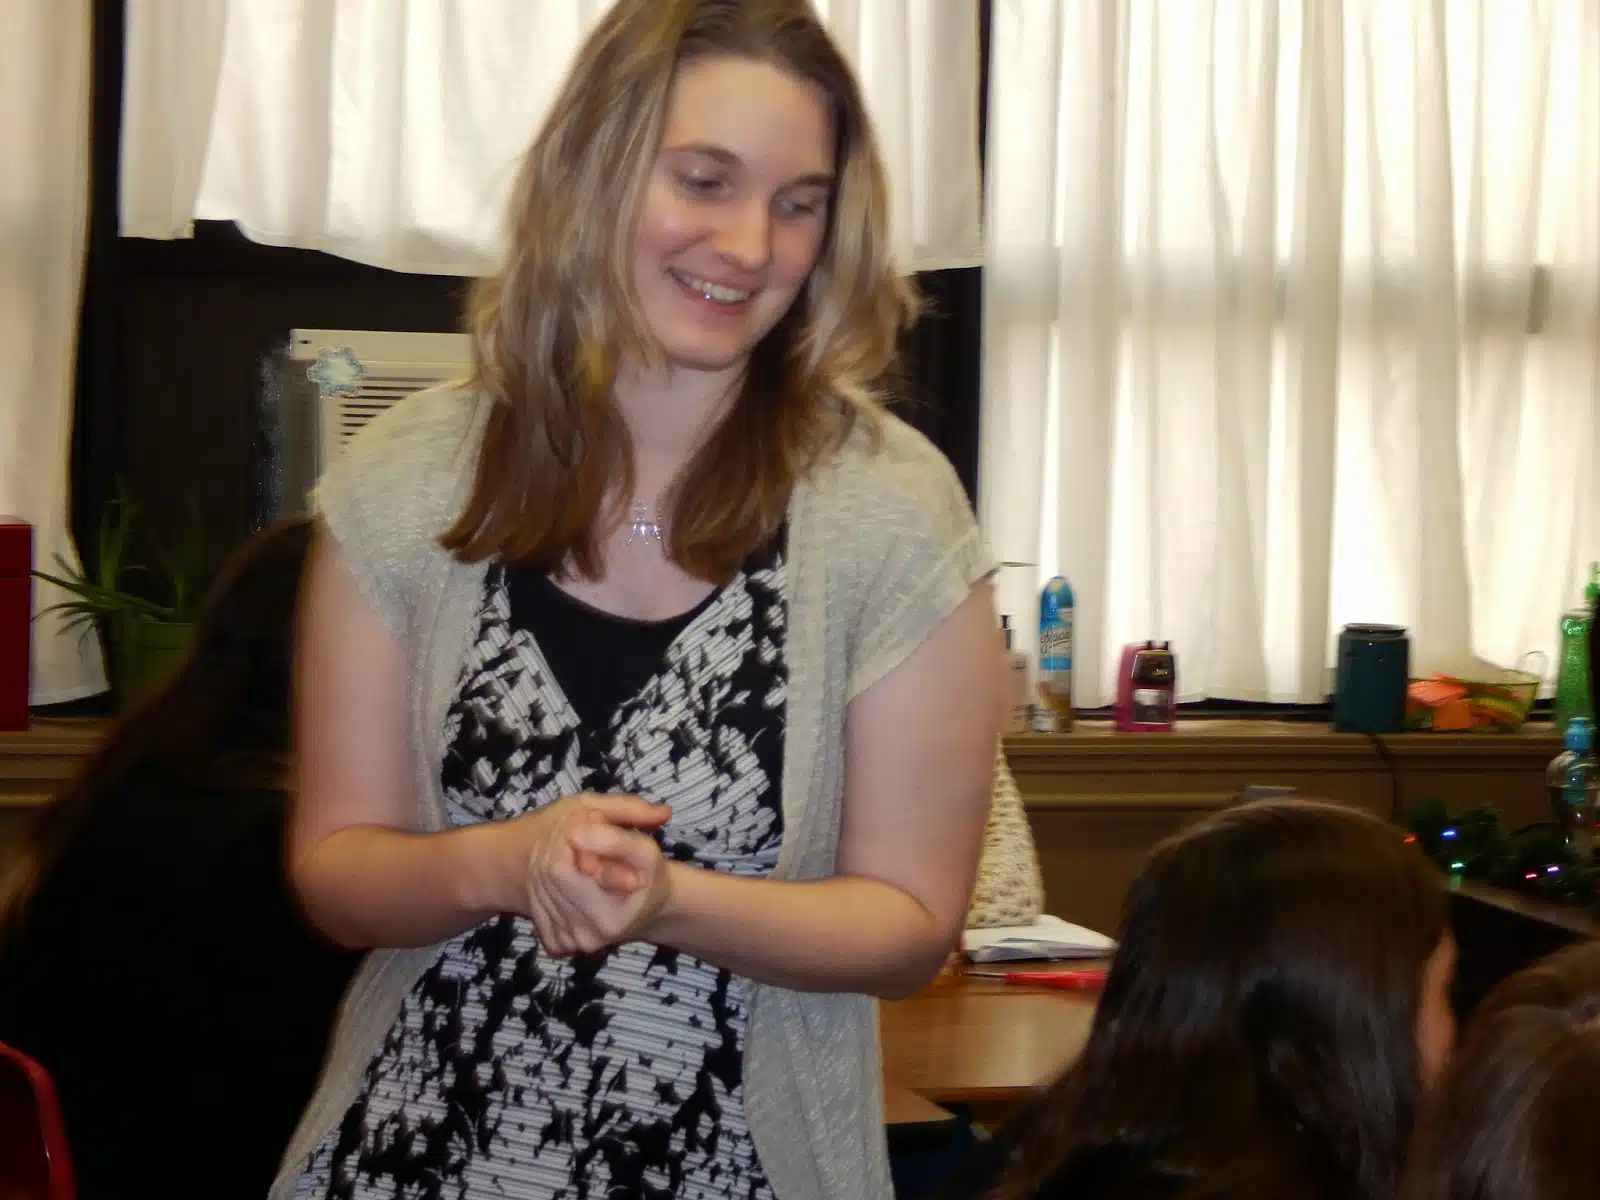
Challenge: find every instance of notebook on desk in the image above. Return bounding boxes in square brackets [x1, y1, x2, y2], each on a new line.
[961, 914, 1116, 963]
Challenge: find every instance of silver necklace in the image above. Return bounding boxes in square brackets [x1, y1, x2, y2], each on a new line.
[626, 503, 663, 546]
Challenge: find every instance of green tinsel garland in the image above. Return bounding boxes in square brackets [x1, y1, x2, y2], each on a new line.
[1403, 798, 1600, 918]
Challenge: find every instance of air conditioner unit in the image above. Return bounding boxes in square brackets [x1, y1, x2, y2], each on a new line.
[289, 329, 472, 467]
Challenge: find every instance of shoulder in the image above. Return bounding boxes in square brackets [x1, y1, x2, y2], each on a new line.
[321, 384, 486, 505]
[311, 385, 488, 635]
[814, 408, 968, 510]
[803, 407, 994, 697]
[807, 407, 978, 555]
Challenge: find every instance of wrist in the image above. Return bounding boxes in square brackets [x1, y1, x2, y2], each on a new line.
[645, 860, 697, 942]
[453, 823, 523, 921]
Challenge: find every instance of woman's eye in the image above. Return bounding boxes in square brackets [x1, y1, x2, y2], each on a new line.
[779, 195, 825, 219]
[678, 173, 724, 196]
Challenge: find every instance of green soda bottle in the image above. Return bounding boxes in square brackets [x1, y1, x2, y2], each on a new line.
[1554, 562, 1599, 732]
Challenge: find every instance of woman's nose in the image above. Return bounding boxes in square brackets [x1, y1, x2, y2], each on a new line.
[709, 200, 771, 273]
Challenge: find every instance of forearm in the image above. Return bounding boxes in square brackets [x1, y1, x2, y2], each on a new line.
[649, 866, 957, 998]
[292, 823, 512, 950]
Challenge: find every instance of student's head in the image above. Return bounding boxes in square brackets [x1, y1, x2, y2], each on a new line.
[150, 515, 312, 750]
[448, 0, 917, 582]
[0, 518, 313, 934]
[990, 799, 1452, 1200]
[1402, 942, 1600, 1200]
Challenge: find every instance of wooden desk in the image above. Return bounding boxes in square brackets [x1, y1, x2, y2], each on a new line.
[1449, 879, 1597, 1015]
[1454, 879, 1599, 941]
[1008, 724, 1560, 935]
[883, 1080, 957, 1129]
[880, 962, 1099, 1121]
[0, 718, 103, 808]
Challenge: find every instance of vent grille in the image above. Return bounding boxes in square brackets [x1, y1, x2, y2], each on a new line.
[287, 329, 473, 473]
[324, 361, 466, 459]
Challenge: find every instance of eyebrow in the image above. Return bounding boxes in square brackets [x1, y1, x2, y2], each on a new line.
[663, 142, 835, 190]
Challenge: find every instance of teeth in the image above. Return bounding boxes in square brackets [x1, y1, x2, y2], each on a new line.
[676, 271, 751, 304]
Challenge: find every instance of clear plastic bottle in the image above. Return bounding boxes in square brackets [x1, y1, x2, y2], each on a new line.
[1547, 742, 1576, 838]
[999, 615, 1031, 735]
[1553, 717, 1597, 858]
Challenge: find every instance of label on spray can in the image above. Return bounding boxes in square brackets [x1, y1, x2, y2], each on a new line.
[1039, 619, 1073, 672]
[1039, 576, 1075, 729]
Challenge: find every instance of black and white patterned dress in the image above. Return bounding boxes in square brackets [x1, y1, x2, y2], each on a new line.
[295, 533, 788, 1200]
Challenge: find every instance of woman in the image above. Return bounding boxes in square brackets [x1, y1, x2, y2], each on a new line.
[972, 800, 1455, 1200]
[276, 2, 1000, 1198]
[0, 519, 358, 1199]
[1400, 942, 1600, 1200]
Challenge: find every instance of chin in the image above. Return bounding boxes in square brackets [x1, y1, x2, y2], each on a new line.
[658, 334, 758, 374]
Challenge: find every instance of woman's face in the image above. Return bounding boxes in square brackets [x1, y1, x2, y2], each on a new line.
[1416, 932, 1459, 1090]
[632, 54, 835, 376]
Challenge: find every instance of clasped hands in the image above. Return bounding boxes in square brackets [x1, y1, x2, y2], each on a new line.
[507, 792, 674, 957]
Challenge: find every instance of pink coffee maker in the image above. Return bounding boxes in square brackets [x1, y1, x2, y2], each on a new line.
[1114, 641, 1177, 733]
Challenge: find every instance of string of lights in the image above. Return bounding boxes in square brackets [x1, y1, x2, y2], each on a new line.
[1402, 798, 1600, 917]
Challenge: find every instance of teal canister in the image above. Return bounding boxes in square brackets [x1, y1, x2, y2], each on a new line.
[1333, 624, 1410, 734]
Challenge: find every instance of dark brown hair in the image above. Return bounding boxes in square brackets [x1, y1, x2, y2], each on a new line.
[443, 0, 917, 582]
[1401, 942, 1600, 1200]
[0, 518, 313, 937]
[985, 799, 1449, 1200]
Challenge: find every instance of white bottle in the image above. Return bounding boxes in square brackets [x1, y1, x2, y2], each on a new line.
[999, 615, 1031, 735]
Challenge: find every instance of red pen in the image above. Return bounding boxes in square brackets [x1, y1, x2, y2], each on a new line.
[970, 967, 1108, 990]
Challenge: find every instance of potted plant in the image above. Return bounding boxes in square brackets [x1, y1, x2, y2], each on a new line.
[32, 483, 205, 706]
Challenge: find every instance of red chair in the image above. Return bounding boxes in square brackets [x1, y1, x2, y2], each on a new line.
[0, 1041, 74, 1200]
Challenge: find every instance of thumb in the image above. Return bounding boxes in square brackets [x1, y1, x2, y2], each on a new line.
[581, 793, 671, 829]
[592, 859, 644, 894]
[569, 823, 661, 874]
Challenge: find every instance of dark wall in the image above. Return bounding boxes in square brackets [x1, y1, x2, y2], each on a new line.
[75, 3, 467, 581]
[76, 231, 469, 577]
[74, 0, 982, 586]
[898, 269, 982, 499]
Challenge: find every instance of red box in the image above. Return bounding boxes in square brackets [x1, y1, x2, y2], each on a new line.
[0, 518, 33, 731]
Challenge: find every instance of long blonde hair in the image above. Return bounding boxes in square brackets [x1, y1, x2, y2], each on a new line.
[441, 0, 919, 582]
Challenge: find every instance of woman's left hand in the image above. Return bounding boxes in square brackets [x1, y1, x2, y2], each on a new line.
[561, 822, 674, 946]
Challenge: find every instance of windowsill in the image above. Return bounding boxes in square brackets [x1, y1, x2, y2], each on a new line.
[2, 716, 1564, 802]
[1004, 718, 1560, 812]
[1007, 717, 1558, 761]
[0, 717, 107, 808]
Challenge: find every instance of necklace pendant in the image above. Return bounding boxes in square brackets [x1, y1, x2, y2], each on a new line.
[627, 504, 663, 546]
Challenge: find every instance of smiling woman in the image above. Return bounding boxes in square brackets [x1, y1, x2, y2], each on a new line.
[640, 59, 838, 364]
[274, 3, 998, 1200]
[441, 1, 918, 591]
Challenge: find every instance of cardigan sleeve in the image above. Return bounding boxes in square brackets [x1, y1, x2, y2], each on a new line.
[308, 386, 482, 641]
[838, 416, 995, 702]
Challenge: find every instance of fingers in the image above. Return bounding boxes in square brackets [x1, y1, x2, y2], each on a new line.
[530, 863, 608, 956]
[569, 811, 643, 890]
[525, 814, 611, 955]
[591, 859, 643, 893]
[570, 841, 642, 894]
[542, 841, 660, 953]
[578, 793, 672, 830]
[526, 793, 668, 956]
[568, 823, 661, 874]
[567, 823, 653, 894]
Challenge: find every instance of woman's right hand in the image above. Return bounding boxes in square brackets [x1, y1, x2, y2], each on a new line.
[498, 793, 671, 956]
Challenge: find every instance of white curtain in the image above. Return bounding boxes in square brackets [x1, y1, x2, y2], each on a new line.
[982, 0, 1599, 706]
[120, 0, 983, 276]
[0, 0, 106, 704]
